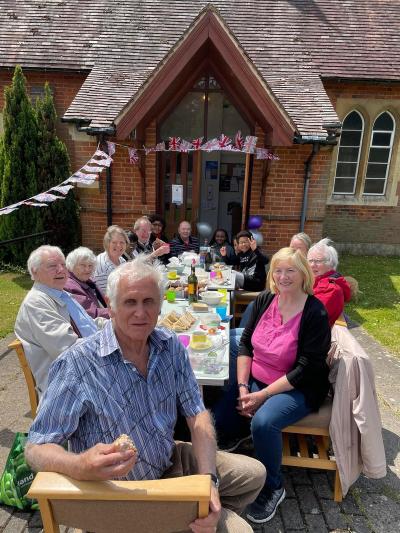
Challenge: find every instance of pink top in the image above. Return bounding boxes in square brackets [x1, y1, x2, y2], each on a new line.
[251, 296, 302, 384]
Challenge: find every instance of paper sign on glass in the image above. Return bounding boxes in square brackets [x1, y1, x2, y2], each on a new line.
[172, 184, 183, 204]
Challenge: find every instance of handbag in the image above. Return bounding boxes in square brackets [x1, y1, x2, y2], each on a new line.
[0, 432, 38, 510]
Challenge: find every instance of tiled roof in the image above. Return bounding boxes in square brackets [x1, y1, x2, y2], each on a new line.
[1, 1, 399, 138]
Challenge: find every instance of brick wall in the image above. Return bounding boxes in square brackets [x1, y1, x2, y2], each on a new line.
[249, 127, 332, 256]
[322, 80, 400, 254]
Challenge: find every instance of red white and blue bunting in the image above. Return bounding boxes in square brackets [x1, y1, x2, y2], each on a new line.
[0, 131, 278, 216]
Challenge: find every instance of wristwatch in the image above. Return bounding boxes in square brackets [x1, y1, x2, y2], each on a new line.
[207, 473, 220, 489]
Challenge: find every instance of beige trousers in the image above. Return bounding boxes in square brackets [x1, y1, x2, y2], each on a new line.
[164, 442, 266, 532]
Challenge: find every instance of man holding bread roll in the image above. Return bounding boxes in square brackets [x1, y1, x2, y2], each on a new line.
[25, 255, 265, 532]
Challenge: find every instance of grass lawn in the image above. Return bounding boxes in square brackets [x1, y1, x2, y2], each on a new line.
[0, 270, 32, 338]
[340, 255, 400, 356]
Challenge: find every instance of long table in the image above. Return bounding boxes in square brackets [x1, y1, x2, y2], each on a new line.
[160, 298, 231, 387]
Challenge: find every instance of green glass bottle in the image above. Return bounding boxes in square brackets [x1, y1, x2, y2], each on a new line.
[187, 260, 198, 303]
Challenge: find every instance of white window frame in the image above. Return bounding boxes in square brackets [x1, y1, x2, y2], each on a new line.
[333, 110, 364, 195]
[363, 111, 395, 196]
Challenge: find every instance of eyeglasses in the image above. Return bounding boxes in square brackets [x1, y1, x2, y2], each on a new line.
[308, 259, 327, 265]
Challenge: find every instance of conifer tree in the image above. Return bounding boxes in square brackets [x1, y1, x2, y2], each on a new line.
[0, 65, 42, 265]
[35, 82, 81, 252]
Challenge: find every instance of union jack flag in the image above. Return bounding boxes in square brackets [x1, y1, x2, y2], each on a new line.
[144, 145, 156, 156]
[169, 137, 181, 151]
[179, 140, 193, 152]
[256, 148, 270, 160]
[192, 137, 203, 150]
[234, 131, 244, 150]
[32, 192, 61, 203]
[218, 134, 232, 149]
[155, 142, 166, 151]
[106, 141, 116, 156]
[243, 135, 258, 154]
[201, 138, 219, 152]
[128, 148, 139, 164]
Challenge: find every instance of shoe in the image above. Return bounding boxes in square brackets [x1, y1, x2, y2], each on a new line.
[218, 434, 252, 452]
[245, 486, 286, 523]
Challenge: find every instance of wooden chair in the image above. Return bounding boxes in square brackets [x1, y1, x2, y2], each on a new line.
[27, 472, 211, 533]
[8, 338, 38, 418]
[233, 290, 260, 326]
[281, 318, 348, 503]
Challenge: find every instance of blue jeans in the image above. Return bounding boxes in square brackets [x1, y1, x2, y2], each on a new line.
[212, 328, 312, 490]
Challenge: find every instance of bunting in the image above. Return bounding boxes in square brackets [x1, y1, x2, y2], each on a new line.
[0, 132, 279, 215]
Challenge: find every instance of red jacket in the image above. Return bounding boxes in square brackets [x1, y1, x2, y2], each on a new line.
[313, 270, 351, 327]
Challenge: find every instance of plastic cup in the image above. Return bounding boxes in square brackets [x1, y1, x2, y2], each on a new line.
[192, 330, 207, 344]
[167, 270, 177, 280]
[217, 288, 228, 303]
[216, 305, 227, 320]
[178, 334, 190, 348]
[210, 271, 217, 280]
[166, 289, 176, 303]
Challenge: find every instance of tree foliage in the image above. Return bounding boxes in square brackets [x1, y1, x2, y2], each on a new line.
[35, 83, 81, 252]
[0, 66, 42, 265]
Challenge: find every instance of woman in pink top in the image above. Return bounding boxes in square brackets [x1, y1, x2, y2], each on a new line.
[213, 248, 331, 524]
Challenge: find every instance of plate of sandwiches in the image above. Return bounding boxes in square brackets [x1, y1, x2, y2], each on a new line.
[158, 310, 196, 332]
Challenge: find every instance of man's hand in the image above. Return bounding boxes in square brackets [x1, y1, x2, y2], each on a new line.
[152, 242, 170, 257]
[74, 443, 137, 481]
[189, 484, 221, 532]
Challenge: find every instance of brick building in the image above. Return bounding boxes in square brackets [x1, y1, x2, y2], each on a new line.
[0, 1, 399, 255]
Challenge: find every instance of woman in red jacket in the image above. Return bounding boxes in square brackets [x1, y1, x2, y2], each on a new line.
[307, 238, 351, 327]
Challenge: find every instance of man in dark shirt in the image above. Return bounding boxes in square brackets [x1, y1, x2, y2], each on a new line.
[170, 220, 200, 257]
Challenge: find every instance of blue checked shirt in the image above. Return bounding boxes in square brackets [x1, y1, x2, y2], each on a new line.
[28, 320, 205, 480]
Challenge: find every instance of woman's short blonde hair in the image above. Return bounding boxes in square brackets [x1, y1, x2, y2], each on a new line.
[267, 247, 314, 295]
[103, 225, 129, 252]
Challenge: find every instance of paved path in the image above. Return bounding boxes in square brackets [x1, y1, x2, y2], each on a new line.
[0, 325, 399, 533]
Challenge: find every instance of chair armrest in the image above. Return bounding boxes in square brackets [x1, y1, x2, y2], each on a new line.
[28, 472, 211, 502]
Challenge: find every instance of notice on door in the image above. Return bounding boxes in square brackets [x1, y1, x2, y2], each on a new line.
[172, 184, 183, 205]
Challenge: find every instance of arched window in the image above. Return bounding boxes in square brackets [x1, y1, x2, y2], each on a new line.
[364, 112, 395, 195]
[333, 111, 364, 194]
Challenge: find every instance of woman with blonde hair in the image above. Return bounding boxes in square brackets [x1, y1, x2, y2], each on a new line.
[94, 225, 129, 292]
[214, 247, 331, 523]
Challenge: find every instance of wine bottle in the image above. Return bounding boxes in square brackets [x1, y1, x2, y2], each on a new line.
[187, 260, 198, 303]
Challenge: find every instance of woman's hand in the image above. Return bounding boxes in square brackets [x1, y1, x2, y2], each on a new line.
[237, 389, 268, 417]
[220, 246, 227, 257]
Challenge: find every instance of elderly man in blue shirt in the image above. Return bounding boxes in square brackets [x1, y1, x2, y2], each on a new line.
[25, 255, 265, 532]
[15, 245, 107, 396]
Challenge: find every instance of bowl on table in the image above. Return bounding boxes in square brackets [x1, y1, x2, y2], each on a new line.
[201, 291, 224, 306]
[201, 313, 221, 327]
[167, 263, 185, 275]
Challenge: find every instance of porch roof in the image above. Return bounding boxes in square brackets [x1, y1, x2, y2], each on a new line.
[1, 1, 400, 140]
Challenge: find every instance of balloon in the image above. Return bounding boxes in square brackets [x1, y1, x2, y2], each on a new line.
[247, 215, 263, 230]
[196, 222, 213, 237]
[251, 230, 263, 246]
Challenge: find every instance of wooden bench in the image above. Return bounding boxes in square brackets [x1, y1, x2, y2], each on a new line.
[8, 338, 38, 418]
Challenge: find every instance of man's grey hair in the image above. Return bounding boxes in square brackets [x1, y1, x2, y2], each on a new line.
[308, 238, 339, 270]
[27, 245, 65, 280]
[133, 216, 151, 232]
[106, 254, 165, 309]
[66, 247, 97, 271]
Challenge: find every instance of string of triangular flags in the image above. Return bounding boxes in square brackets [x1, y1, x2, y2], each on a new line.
[0, 131, 279, 216]
[107, 132, 279, 164]
[0, 147, 112, 216]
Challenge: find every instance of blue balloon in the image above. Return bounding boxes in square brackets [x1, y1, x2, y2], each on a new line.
[248, 215, 263, 230]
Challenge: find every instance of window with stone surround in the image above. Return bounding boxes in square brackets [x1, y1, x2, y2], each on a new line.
[333, 111, 364, 194]
[331, 108, 397, 203]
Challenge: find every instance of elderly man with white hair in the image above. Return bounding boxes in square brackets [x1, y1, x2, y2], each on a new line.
[25, 255, 266, 533]
[15, 245, 107, 396]
[65, 246, 110, 319]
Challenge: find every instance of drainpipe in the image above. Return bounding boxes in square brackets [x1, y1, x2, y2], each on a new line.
[299, 143, 319, 232]
[98, 133, 113, 226]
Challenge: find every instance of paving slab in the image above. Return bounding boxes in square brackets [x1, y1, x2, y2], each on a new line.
[0, 324, 399, 532]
